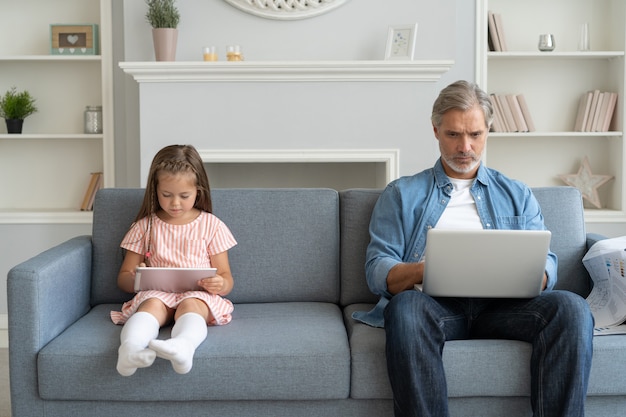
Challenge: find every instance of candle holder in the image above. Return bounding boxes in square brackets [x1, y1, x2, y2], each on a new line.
[226, 45, 243, 61]
[203, 46, 218, 61]
[538, 34, 555, 52]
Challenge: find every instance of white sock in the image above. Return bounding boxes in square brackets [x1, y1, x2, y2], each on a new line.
[149, 312, 208, 374]
[117, 311, 160, 376]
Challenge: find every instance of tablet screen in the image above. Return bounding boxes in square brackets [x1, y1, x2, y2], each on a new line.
[134, 267, 217, 292]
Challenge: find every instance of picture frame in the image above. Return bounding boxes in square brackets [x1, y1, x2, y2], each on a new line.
[50, 24, 99, 55]
[385, 24, 418, 60]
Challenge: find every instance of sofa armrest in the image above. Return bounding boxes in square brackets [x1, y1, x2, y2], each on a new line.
[586, 233, 608, 250]
[8, 235, 93, 350]
[7, 235, 93, 413]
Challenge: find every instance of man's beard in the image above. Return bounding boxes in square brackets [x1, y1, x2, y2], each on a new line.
[441, 151, 481, 175]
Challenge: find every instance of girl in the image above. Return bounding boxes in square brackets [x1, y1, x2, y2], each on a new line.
[111, 144, 236, 376]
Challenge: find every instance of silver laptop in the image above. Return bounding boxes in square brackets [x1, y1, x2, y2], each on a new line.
[421, 229, 551, 298]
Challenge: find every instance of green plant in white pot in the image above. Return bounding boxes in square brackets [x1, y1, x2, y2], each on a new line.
[146, 0, 180, 61]
[0, 86, 38, 134]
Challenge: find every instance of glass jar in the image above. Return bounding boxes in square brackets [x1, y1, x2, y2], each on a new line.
[203, 46, 218, 61]
[226, 45, 243, 61]
[84, 105, 103, 134]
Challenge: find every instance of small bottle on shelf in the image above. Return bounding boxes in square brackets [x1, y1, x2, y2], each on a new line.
[84, 105, 103, 134]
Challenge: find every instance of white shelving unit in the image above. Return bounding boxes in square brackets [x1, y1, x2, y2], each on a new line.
[476, 0, 626, 223]
[0, 0, 114, 224]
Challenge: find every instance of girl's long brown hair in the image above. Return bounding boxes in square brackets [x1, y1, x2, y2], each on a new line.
[134, 144, 212, 222]
[130, 145, 212, 264]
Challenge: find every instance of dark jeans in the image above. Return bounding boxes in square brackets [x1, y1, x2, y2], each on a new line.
[384, 290, 594, 417]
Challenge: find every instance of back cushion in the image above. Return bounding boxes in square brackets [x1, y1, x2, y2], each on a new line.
[211, 188, 340, 304]
[91, 188, 144, 305]
[91, 188, 340, 306]
[531, 186, 591, 296]
[338, 186, 591, 307]
[339, 189, 382, 306]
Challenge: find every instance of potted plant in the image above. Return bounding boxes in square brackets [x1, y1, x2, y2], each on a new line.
[146, 0, 180, 61]
[0, 86, 38, 134]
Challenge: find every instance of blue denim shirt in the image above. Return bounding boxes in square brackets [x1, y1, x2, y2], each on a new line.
[352, 159, 558, 328]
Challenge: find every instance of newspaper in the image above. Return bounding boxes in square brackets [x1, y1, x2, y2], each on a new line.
[583, 236, 626, 336]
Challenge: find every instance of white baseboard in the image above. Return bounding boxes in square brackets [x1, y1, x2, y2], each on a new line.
[0, 314, 7, 348]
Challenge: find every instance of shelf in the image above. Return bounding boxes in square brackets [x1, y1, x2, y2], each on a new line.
[0, 209, 93, 225]
[0, 55, 101, 62]
[0, 0, 114, 223]
[584, 209, 626, 224]
[119, 60, 455, 83]
[0, 134, 103, 140]
[478, 0, 626, 222]
[488, 51, 624, 60]
[489, 131, 623, 138]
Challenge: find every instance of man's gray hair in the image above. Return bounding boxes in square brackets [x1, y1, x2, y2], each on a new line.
[431, 80, 494, 129]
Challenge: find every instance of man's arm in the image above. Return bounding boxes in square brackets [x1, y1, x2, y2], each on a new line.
[365, 183, 427, 297]
[520, 186, 558, 290]
[386, 262, 424, 295]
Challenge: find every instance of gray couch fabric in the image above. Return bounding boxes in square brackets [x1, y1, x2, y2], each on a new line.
[8, 186, 626, 417]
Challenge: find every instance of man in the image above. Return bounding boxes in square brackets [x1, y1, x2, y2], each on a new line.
[353, 80, 593, 417]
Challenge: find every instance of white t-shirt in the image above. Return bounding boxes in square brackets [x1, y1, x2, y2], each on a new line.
[435, 178, 482, 229]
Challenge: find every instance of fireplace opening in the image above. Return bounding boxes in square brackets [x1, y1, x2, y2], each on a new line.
[204, 162, 389, 190]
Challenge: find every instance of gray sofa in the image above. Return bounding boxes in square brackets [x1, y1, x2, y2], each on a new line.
[7, 186, 626, 417]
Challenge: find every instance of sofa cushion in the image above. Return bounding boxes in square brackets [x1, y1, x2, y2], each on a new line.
[212, 188, 340, 304]
[91, 188, 143, 305]
[345, 304, 626, 399]
[587, 335, 626, 395]
[38, 303, 350, 401]
[343, 304, 532, 399]
[339, 189, 382, 307]
[91, 188, 341, 305]
[531, 187, 591, 296]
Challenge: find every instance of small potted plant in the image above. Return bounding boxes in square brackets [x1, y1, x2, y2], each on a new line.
[146, 0, 180, 61]
[0, 86, 38, 134]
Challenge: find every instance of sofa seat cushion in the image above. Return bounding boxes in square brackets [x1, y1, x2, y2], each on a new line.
[345, 303, 626, 399]
[38, 302, 350, 401]
[588, 334, 626, 395]
[345, 303, 532, 399]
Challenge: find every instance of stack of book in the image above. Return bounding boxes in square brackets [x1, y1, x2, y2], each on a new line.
[80, 172, 103, 211]
[574, 90, 618, 132]
[487, 11, 507, 52]
[489, 94, 536, 133]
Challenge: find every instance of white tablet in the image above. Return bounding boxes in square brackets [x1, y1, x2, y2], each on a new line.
[134, 267, 217, 293]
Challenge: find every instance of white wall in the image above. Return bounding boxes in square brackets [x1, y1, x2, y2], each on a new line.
[115, 0, 475, 186]
[124, 0, 458, 62]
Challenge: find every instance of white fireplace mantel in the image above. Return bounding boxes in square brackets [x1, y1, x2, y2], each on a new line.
[123, 59, 452, 189]
[119, 60, 454, 83]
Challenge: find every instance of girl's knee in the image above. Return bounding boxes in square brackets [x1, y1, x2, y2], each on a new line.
[176, 297, 211, 322]
[136, 298, 173, 325]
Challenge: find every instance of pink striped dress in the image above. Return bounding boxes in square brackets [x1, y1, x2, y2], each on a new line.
[110, 211, 237, 326]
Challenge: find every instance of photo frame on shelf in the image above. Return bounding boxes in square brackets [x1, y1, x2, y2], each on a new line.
[50, 24, 99, 55]
[385, 24, 418, 60]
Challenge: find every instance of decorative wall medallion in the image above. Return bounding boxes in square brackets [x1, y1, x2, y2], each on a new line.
[223, 0, 350, 20]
